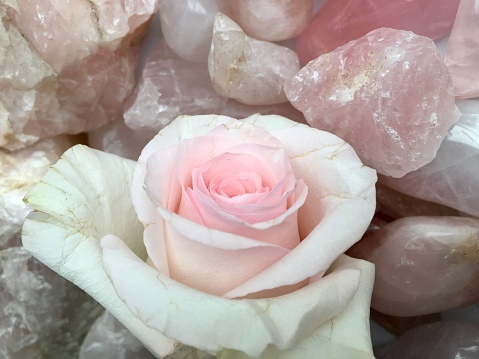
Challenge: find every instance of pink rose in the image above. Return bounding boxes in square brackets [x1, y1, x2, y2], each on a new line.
[22, 114, 377, 358]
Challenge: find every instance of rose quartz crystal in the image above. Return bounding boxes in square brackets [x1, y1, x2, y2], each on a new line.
[124, 41, 306, 139]
[208, 13, 300, 105]
[349, 216, 479, 317]
[285, 28, 460, 178]
[381, 99, 479, 217]
[376, 183, 459, 219]
[0, 1, 157, 150]
[158, 0, 219, 62]
[444, 0, 479, 99]
[296, 0, 461, 64]
[218, 0, 313, 41]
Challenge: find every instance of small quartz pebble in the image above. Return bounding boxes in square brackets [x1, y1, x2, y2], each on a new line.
[349, 216, 479, 317]
[218, 0, 313, 41]
[208, 13, 300, 105]
[124, 40, 306, 139]
[158, 0, 219, 62]
[381, 99, 479, 217]
[375, 322, 479, 359]
[285, 27, 460, 178]
[0, 1, 155, 150]
[296, 0, 460, 64]
[445, 0, 479, 99]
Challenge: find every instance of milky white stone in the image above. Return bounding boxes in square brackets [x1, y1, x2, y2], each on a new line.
[158, 0, 219, 62]
[285, 27, 460, 178]
[124, 40, 306, 139]
[0, 1, 156, 150]
[381, 99, 479, 217]
[218, 0, 314, 41]
[208, 13, 300, 106]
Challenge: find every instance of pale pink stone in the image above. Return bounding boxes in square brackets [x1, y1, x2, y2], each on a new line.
[349, 216, 479, 317]
[218, 0, 313, 41]
[124, 41, 306, 139]
[208, 13, 300, 106]
[444, 0, 479, 99]
[0, 1, 156, 150]
[376, 183, 459, 219]
[296, 0, 461, 64]
[285, 28, 460, 178]
[380, 99, 479, 217]
[158, 0, 219, 62]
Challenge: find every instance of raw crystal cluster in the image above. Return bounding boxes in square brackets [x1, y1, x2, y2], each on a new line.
[0, 1, 157, 150]
[208, 13, 300, 105]
[124, 40, 305, 139]
[350, 216, 479, 317]
[285, 27, 460, 178]
[296, 0, 461, 64]
[218, 0, 314, 41]
[158, 0, 219, 62]
[381, 99, 479, 217]
[445, 0, 479, 99]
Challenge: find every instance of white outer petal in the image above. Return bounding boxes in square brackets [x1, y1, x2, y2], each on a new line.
[101, 234, 362, 358]
[218, 256, 376, 359]
[21, 145, 176, 357]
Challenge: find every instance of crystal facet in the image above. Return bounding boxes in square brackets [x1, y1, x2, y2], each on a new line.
[285, 27, 460, 178]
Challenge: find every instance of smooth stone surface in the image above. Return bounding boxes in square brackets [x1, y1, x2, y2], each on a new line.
[0, 1, 155, 150]
[0, 136, 76, 249]
[376, 183, 460, 219]
[218, 0, 313, 41]
[285, 27, 460, 178]
[371, 309, 440, 336]
[296, 0, 461, 64]
[158, 0, 219, 62]
[445, 0, 479, 99]
[381, 99, 479, 217]
[375, 322, 479, 359]
[124, 40, 306, 139]
[80, 311, 214, 359]
[208, 13, 300, 105]
[88, 119, 148, 161]
[349, 216, 479, 317]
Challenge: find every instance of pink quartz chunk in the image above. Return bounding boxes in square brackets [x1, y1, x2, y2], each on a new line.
[218, 0, 313, 41]
[158, 0, 219, 62]
[444, 0, 479, 99]
[124, 41, 306, 139]
[381, 99, 479, 217]
[350, 216, 479, 317]
[284, 28, 460, 178]
[208, 13, 300, 106]
[0, 1, 156, 150]
[296, 0, 460, 64]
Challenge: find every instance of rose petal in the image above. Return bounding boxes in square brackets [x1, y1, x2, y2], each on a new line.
[218, 255, 376, 359]
[224, 115, 377, 298]
[21, 145, 177, 357]
[101, 234, 364, 357]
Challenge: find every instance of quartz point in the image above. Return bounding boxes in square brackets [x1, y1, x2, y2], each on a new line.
[285, 27, 460, 178]
[218, 0, 314, 41]
[375, 322, 479, 359]
[124, 40, 306, 139]
[381, 99, 479, 217]
[208, 13, 300, 106]
[0, 1, 156, 150]
[296, 0, 461, 64]
[444, 0, 479, 99]
[158, 0, 219, 62]
[349, 216, 479, 317]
